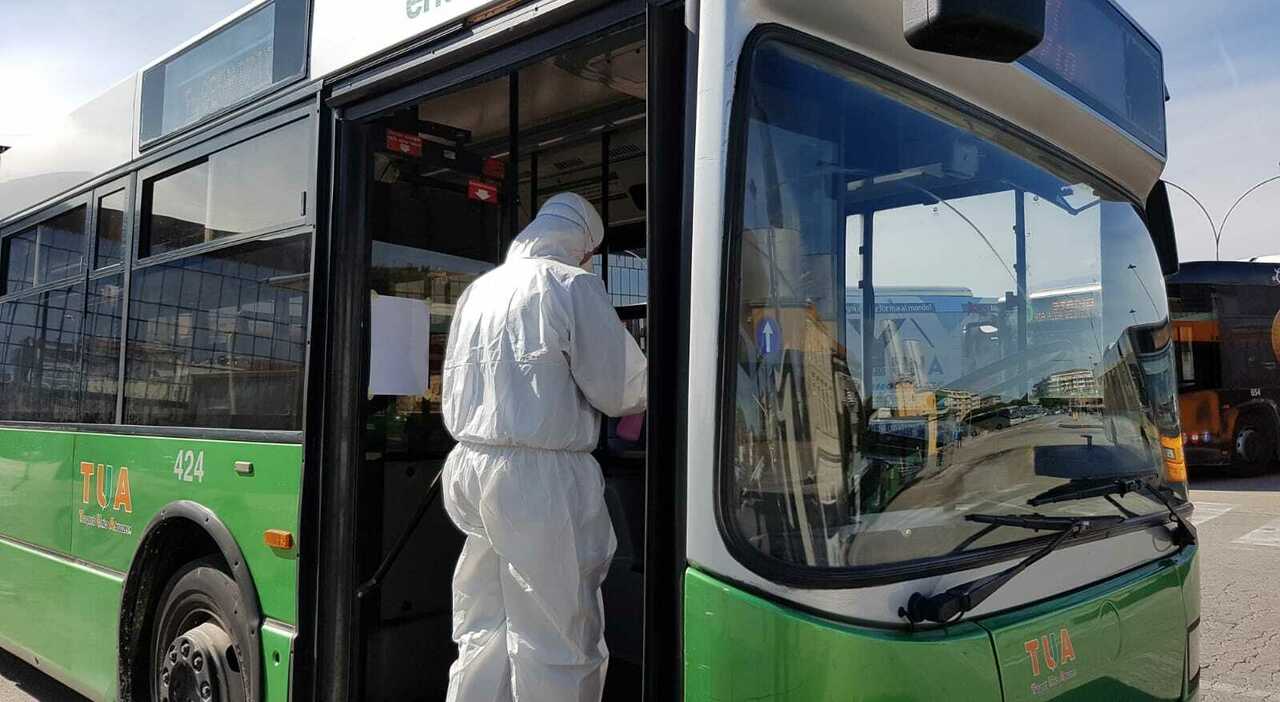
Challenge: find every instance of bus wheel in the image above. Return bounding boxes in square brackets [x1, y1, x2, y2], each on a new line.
[152, 558, 250, 702]
[1233, 420, 1276, 477]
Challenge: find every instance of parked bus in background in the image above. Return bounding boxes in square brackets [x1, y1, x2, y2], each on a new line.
[0, 0, 1201, 700]
[1167, 260, 1280, 476]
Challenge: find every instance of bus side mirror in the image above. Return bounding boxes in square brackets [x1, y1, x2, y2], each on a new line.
[1146, 181, 1180, 276]
[902, 0, 1045, 63]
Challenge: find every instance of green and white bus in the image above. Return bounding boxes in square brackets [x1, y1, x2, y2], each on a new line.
[0, 0, 1201, 700]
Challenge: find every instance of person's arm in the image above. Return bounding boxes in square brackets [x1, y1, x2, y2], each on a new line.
[566, 273, 647, 417]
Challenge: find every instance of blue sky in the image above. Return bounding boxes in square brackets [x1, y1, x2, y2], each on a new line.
[1122, 0, 1280, 261]
[0, 1, 1275, 262]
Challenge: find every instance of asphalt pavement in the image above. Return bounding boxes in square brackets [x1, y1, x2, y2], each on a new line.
[1, 469, 1278, 701]
[1189, 468, 1280, 701]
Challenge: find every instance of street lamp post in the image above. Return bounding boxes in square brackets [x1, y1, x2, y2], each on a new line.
[1166, 171, 1280, 261]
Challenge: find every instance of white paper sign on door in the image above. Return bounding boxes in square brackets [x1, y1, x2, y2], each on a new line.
[369, 292, 431, 397]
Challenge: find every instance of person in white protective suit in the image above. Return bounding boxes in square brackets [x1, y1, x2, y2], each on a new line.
[440, 191, 647, 701]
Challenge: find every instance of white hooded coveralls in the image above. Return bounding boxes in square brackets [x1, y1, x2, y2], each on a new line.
[440, 192, 647, 701]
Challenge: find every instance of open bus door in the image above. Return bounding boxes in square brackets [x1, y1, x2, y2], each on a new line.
[305, 3, 690, 700]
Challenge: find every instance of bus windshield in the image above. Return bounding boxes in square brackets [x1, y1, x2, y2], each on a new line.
[725, 40, 1183, 571]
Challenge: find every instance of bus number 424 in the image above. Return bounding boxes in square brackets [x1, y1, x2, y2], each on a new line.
[173, 450, 206, 483]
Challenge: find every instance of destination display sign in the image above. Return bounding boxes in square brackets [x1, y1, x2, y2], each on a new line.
[140, 0, 308, 145]
[1020, 0, 1166, 155]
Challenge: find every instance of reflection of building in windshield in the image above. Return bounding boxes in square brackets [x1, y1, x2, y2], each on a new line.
[1030, 285, 1099, 322]
[1034, 368, 1098, 398]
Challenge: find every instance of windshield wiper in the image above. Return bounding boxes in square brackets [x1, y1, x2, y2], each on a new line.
[1026, 474, 1149, 507]
[1027, 474, 1197, 546]
[900, 513, 1122, 625]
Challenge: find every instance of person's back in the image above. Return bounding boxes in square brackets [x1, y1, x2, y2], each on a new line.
[439, 192, 646, 702]
[443, 243, 640, 452]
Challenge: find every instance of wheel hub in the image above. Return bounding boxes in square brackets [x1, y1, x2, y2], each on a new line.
[159, 622, 236, 702]
[1238, 428, 1262, 462]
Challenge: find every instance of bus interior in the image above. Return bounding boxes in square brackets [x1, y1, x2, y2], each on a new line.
[353, 22, 650, 701]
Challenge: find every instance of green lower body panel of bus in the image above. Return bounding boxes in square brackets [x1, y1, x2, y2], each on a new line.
[685, 546, 1198, 701]
[980, 547, 1196, 701]
[0, 426, 303, 701]
[684, 568, 1004, 701]
[0, 536, 122, 702]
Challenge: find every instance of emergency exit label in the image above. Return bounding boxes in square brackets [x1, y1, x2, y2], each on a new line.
[468, 180, 499, 205]
[756, 317, 781, 360]
[386, 129, 423, 157]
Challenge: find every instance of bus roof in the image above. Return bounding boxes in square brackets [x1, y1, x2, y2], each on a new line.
[1166, 260, 1280, 288]
[1, 0, 1168, 227]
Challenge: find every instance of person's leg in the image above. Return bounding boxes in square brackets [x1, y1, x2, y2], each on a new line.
[444, 534, 512, 701]
[481, 453, 617, 702]
[443, 449, 513, 702]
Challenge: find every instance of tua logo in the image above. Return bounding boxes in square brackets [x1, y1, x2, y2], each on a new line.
[1024, 627, 1077, 677]
[79, 461, 133, 513]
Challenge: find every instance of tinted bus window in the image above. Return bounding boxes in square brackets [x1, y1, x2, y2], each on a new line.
[2, 229, 37, 295]
[38, 208, 87, 283]
[123, 235, 311, 429]
[2, 206, 87, 294]
[141, 118, 310, 257]
[82, 275, 124, 423]
[95, 189, 127, 268]
[0, 285, 86, 422]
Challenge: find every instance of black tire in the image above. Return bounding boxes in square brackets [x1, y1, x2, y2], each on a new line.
[151, 557, 252, 702]
[1231, 419, 1277, 478]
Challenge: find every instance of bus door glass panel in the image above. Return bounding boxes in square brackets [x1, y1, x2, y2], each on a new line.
[512, 24, 647, 306]
[361, 74, 509, 700]
[1168, 283, 1221, 392]
[356, 25, 653, 696]
[510, 25, 649, 676]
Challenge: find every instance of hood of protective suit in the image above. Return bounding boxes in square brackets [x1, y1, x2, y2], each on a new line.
[506, 192, 604, 267]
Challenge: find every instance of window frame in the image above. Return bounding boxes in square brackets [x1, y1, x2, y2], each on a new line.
[714, 25, 1182, 591]
[90, 175, 134, 273]
[124, 105, 317, 433]
[135, 108, 314, 264]
[122, 230, 314, 430]
[0, 193, 92, 300]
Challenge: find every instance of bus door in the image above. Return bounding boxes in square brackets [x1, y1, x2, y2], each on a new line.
[314, 5, 690, 700]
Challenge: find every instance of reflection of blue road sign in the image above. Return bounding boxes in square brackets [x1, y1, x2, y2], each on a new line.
[756, 317, 781, 359]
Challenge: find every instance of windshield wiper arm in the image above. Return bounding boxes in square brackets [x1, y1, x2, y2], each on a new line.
[1138, 482, 1198, 545]
[1027, 474, 1197, 545]
[1027, 475, 1151, 507]
[900, 514, 1120, 625]
[965, 512, 1123, 530]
